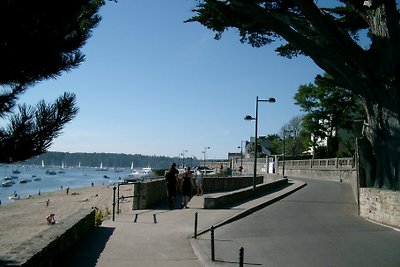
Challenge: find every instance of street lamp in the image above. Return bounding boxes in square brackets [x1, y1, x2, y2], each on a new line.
[245, 96, 276, 194]
[238, 140, 244, 174]
[181, 150, 188, 167]
[282, 130, 293, 177]
[202, 146, 210, 170]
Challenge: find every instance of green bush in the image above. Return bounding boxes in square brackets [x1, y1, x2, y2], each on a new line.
[95, 207, 110, 226]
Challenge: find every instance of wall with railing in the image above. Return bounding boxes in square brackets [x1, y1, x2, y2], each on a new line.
[281, 157, 354, 169]
[276, 157, 358, 203]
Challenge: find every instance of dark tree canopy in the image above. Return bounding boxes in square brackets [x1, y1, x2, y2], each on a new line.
[0, 0, 105, 163]
[294, 73, 363, 157]
[189, 0, 400, 189]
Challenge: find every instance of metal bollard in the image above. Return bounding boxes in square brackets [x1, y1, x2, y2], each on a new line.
[112, 186, 116, 221]
[153, 214, 157, 223]
[211, 226, 215, 261]
[194, 212, 198, 239]
[239, 247, 244, 267]
[134, 214, 138, 223]
[117, 184, 120, 214]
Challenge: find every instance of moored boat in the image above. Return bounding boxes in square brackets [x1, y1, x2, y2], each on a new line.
[2, 180, 13, 187]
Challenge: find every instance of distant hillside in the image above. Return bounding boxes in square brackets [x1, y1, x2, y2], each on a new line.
[22, 152, 200, 169]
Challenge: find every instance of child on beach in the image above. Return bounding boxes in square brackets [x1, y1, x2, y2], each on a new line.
[46, 213, 56, 225]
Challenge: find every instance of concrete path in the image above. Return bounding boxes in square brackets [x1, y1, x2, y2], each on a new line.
[63, 179, 305, 267]
[192, 178, 400, 267]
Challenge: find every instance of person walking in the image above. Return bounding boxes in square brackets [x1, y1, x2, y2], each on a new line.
[195, 168, 204, 196]
[165, 163, 179, 209]
[182, 167, 195, 208]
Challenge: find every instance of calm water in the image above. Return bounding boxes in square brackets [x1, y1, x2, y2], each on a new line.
[0, 164, 133, 205]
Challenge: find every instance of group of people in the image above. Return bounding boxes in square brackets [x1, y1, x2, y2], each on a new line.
[165, 163, 204, 209]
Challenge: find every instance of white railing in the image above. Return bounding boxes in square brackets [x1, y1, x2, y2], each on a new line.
[282, 157, 354, 169]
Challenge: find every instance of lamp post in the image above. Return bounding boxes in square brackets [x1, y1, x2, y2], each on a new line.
[282, 130, 293, 177]
[245, 96, 276, 194]
[181, 150, 188, 168]
[202, 146, 210, 170]
[238, 140, 244, 174]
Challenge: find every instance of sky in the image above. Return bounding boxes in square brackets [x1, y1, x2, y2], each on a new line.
[20, 0, 323, 160]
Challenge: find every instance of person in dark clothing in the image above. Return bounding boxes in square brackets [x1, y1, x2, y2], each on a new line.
[165, 163, 179, 209]
[182, 167, 195, 208]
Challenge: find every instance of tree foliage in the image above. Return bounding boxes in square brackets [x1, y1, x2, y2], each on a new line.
[294, 73, 364, 157]
[0, 0, 105, 163]
[280, 115, 308, 158]
[189, 0, 400, 189]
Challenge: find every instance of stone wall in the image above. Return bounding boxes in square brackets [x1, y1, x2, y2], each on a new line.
[133, 178, 167, 210]
[132, 175, 264, 209]
[359, 188, 400, 228]
[202, 175, 263, 193]
[5, 209, 95, 267]
[203, 178, 288, 209]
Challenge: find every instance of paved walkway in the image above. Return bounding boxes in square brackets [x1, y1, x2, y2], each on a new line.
[63, 179, 305, 267]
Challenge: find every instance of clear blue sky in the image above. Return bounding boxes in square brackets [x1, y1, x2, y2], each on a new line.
[20, 0, 323, 160]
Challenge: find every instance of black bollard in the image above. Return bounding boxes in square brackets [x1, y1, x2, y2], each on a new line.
[153, 214, 157, 223]
[211, 226, 215, 261]
[134, 214, 138, 223]
[239, 247, 244, 267]
[117, 183, 120, 214]
[112, 186, 116, 221]
[194, 212, 198, 239]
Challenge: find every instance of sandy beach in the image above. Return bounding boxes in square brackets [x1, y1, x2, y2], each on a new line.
[0, 184, 134, 257]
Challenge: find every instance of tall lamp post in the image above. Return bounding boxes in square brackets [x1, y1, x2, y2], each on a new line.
[181, 149, 188, 167]
[202, 146, 210, 170]
[282, 130, 293, 177]
[237, 140, 244, 174]
[245, 96, 276, 194]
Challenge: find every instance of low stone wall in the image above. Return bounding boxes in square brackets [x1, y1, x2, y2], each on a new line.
[280, 168, 359, 205]
[133, 178, 167, 210]
[359, 188, 400, 228]
[202, 175, 263, 193]
[204, 178, 288, 209]
[281, 168, 355, 183]
[5, 209, 95, 267]
[133, 176, 265, 209]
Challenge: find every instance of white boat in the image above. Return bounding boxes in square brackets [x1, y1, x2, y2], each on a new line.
[96, 162, 108, 171]
[2, 180, 14, 187]
[125, 167, 152, 182]
[58, 161, 66, 173]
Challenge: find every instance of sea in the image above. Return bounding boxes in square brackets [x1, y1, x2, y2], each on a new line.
[0, 164, 133, 206]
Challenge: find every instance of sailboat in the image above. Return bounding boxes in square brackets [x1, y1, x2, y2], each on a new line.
[58, 161, 66, 174]
[96, 162, 108, 171]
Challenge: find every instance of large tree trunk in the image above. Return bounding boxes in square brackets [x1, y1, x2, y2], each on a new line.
[361, 97, 400, 190]
[355, 2, 400, 190]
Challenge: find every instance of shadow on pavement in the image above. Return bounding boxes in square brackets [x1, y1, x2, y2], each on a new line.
[59, 226, 115, 267]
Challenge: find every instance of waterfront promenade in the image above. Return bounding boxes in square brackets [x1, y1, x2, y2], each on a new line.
[61, 179, 304, 266]
[63, 178, 400, 267]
